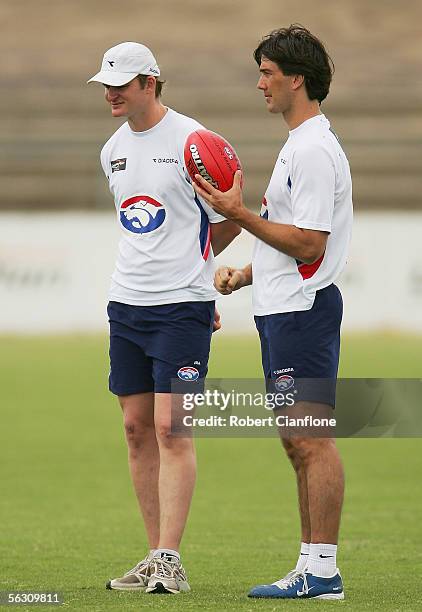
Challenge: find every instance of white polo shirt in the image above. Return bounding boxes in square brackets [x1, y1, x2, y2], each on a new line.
[252, 114, 353, 315]
[100, 108, 225, 306]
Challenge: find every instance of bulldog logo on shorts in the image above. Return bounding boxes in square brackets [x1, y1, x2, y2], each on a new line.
[275, 374, 295, 392]
[177, 367, 200, 381]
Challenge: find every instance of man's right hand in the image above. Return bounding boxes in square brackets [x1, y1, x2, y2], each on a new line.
[214, 266, 245, 295]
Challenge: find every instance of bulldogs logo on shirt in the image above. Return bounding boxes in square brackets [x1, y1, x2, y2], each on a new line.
[120, 195, 166, 234]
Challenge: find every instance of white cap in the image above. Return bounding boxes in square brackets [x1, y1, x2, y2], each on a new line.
[87, 42, 160, 86]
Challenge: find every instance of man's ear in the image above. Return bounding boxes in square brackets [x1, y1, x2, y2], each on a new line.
[291, 74, 305, 91]
[146, 76, 156, 93]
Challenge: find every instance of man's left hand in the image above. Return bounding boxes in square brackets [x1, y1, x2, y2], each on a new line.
[193, 170, 244, 221]
[213, 308, 221, 332]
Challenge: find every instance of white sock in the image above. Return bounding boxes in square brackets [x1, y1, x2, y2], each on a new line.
[307, 543, 337, 577]
[295, 542, 310, 572]
[153, 548, 180, 561]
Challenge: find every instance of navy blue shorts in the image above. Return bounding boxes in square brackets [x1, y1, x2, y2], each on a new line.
[254, 284, 343, 407]
[107, 300, 215, 395]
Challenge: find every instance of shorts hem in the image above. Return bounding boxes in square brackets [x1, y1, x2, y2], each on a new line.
[109, 386, 154, 396]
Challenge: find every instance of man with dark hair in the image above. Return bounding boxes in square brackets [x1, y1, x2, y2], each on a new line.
[193, 25, 352, 600]
[87, 41, 240, 594]
[253, 25, 334, 104]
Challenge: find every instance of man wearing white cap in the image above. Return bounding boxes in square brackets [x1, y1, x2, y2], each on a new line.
[88, 42, 240, 594]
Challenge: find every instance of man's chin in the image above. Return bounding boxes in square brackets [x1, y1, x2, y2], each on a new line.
[267, 104, 282, 114]
[111, 107, 126, 117]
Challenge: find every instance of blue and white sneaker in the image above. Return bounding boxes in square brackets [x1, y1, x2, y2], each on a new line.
[248, 569, 344, 599]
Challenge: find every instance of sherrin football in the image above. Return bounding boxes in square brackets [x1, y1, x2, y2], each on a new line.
[184, 129, 242, 192]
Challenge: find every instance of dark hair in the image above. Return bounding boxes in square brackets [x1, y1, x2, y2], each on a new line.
[137, 74, 165, 98]
[253, 24, 334, 103]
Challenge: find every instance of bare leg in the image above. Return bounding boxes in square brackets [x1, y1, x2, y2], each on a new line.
[284, 435, 344, 543]
[279, 401, 344, 544]
[119, 393, 160, 549]
[305, 438, 344, 543]
[282, 438, 311, 543]
[154, 393, 196, 551]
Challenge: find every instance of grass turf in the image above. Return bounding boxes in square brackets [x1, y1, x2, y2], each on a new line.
[1, 333, 421, 610]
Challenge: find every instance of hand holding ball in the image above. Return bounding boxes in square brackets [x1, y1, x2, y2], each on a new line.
[184, 130, 242, 192]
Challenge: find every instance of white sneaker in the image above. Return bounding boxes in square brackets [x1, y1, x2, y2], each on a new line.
[106, 552, 153, 590]
[145, 556, 190, 594]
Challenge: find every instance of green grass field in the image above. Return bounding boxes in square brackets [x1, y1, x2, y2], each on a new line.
[1, 333, 422, 611]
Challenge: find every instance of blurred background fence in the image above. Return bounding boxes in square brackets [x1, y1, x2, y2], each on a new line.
[1, 0, 422, 212]
[1, 0, 421, 332]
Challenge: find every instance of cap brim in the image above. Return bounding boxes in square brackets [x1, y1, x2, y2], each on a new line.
[87, 71, 139, 86]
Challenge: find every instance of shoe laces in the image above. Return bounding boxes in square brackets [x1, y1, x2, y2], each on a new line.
[276, 570, 309, 593]
[273, 569, 301, 588]
[125, 556, 150, 577]
[151, 557, 185, 580]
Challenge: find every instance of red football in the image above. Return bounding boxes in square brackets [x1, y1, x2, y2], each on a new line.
[184, 129, 242, 192]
